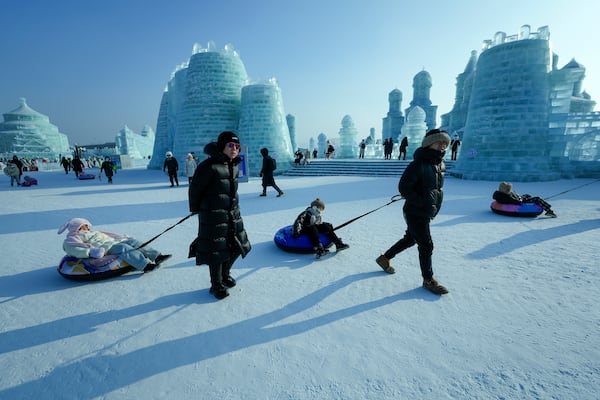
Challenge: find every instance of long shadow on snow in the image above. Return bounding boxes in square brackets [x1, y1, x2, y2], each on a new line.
[0, 272, 435, 399]
[466, 217, 600, 259]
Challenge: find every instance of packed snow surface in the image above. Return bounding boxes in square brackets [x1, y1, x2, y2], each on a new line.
[1, 168, 598, 399]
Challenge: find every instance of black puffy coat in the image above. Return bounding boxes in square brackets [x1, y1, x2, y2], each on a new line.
[399, 146, 446, 219]
[188, 142, 251, 266]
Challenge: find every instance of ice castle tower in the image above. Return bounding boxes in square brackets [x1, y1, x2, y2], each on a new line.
[337, 115, 359, 158]
[150, 42, 295, 175]
[0, 98, 70, 159]
[149, 42, 248, 169]
[238, 79, 294, 175]
[452, 26, 560, 181]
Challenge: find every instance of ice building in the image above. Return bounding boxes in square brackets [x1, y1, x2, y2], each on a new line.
[115, 124, 155, 166]
[447, 25, 600, 181]
[287, 114, 297, 153]
[337, 115, 359, 158]
[149, 42, 294, 175]
[238, 79, 294, 175]
[0, 98, 70, 160]
[440, 50, 477, 137]
[317, 133, 328, 158]
[405, 70, 437, 132]
[382, 89, 404, 143]
[401, 106, 427, 158]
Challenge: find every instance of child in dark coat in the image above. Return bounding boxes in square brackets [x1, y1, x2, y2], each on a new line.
[292, 198, 349, 257]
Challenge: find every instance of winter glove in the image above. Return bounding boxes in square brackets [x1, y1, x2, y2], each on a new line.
[89, 247, 105, 258]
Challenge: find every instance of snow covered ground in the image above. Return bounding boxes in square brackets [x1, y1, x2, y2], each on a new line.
[1, 167, 598, 399]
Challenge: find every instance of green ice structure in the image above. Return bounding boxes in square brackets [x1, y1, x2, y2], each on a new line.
[149, 42, 294, 175]
[444, 25, 600, 181]
[0, 98, 70, 160]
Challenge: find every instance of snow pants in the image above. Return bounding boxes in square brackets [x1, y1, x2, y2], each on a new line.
[107, 238, 160, 270]
[383, 212, 434, 280]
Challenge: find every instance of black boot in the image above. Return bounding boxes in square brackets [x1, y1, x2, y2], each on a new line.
[208, 264, 228, 299]
[221, 261, 237, 288]
[209, 283, 229, 299]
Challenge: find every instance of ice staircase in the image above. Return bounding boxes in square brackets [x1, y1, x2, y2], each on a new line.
[282, 159, 455, 177]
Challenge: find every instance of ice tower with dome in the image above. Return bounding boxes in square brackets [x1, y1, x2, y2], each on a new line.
[0, 98, 70, 159]
[149, 42, 294, 175]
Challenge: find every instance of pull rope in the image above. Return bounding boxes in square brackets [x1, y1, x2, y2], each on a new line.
[333, 195, 403, 231]
[543, 178, 600, 201]
[136, 213, 194, 250]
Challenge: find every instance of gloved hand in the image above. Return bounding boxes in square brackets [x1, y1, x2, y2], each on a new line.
[89, 247, 105, 258]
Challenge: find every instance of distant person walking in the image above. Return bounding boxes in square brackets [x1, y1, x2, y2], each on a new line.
[71, 156, 84, 178]
[11, 155, 23, 180]
[399, 136, 408, 160]
[100, 157, 114, 183]
[375, 128, 451, 295]
[450, 134, 461, 161]
[3, 160, 21, 186]
[163, 151, 179, 187]
[259, 147, 284, 197]
[185, 153, 197, 184]
[61, 157, 70, 174]
[325, 141, 335, 159]
[359, 139, 366, 159]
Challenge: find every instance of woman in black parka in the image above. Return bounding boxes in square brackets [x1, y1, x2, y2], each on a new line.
[189, 131, 251, 300]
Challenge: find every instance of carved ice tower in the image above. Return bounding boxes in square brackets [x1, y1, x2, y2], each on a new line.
[452, 26, 560, 181]
[238, 79, 294, 175]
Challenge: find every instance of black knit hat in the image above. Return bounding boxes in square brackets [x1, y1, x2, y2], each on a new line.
[421, 129, 451, 148]
[217, 131, 240, 151]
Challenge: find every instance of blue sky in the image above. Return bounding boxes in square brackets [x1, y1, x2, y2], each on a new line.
[1, 0, 599, 147]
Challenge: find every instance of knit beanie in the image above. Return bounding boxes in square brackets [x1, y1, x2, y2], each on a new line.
[499, 181, 512, 194]
[421, 129, 451, 148]
[217, 131, 240, 151]
[311, 198, 325, 210]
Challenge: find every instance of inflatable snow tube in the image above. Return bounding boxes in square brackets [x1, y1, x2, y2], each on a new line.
[274, 225, 333, 254]
[490, 201, 543, 218]
[22, 176, 38, 186]
[57, 255, 135, 281]
[78, 174, 95, 180]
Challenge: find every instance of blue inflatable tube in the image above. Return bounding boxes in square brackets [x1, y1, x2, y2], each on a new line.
[274, 225, 333, 254]
[490, 201, 543, 218]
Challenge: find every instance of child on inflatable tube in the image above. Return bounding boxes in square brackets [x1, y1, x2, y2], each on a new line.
[58, 218, 171, 273]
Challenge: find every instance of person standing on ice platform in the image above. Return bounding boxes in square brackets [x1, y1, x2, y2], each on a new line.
[375, 128, 451, 295]
[188, 131, 252, 300]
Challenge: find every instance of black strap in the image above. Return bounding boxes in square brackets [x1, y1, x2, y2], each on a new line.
[333, 195, 402, 231]
[136, 213, 194, 249]
[543, 178, 600, 201]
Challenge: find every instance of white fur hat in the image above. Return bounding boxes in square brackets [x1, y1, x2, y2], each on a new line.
[57, 218, 92, 234]
[422, 129, 451, 148]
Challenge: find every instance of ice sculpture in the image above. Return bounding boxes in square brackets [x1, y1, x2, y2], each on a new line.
[337, 115, 358, 158]
[287, 114, 297, 153]
[0, 98, 70, 159]
[238, 79, 294, 175]
[382, 89, 404, 143]
[405, 70, 437, 132]
[440, 50, 477, 135]
[149, 42, 294, 175]
[400, 106, 427, 159]
[115, 124, 155, 163]
[449, 25, 600, 181]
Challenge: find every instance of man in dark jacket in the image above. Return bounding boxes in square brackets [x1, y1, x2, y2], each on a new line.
[259, 147, 284, 197]
[375, 129, 451, 295]
[189, 131, 252, 300]
[163, 151, 179, 187]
